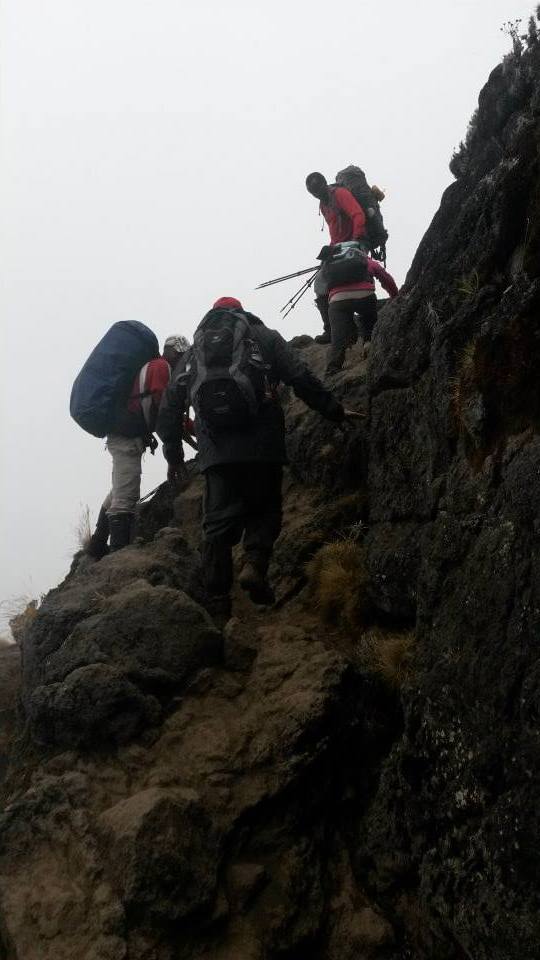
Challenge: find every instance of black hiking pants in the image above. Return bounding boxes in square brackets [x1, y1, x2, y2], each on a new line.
[315, 294, 330, 336]
[326, 295, 378, 375]
[202, 463, 283, 597]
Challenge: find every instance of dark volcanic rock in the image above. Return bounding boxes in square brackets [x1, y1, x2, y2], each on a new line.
[0, 622, 396, 960]
[99, 787, 219, 921]
[28, 662, 162, 748]
[0, 646, 20, 784]
[21, 537, 220, 747]
[274, 38, 540, 960]
[354, 40, 540, 960]
[283, 339, 369, 492]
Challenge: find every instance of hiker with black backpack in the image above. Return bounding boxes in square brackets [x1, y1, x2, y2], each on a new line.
[306, 168, 388, 260]
[306, 170, 367, 344]
[306, 168, 390, 343]
[70, 326, 191, 558]
[157, 296, 363, 627]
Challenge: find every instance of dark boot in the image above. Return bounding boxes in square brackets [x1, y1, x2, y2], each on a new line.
[108, 513, 133, 552]
[315, 295, 330, 344]
[205, 594, 232, 631]
[86, 507, 110, 560]
[238, 561, 275, 606]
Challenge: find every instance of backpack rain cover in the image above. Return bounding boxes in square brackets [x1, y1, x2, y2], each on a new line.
[70, 320, 159, 438]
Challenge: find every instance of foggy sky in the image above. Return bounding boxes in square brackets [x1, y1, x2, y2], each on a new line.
[0, 0, 535, 625]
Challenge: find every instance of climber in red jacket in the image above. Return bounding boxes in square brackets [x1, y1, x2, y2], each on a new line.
[306, 171, 367, 244]
[306, 171, 369, 343]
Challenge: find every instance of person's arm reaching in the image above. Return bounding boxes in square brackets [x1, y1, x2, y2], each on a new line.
[268, 330, 362, 422]
[156, 368, 189, 474]
[368, 259, 399, 298]
[335, 187, 366, 241]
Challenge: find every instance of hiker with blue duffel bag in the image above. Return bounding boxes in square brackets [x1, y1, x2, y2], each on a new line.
[70, 322, 190, 557]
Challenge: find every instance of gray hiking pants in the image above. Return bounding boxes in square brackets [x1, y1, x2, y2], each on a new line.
[103, 435, 145, 515]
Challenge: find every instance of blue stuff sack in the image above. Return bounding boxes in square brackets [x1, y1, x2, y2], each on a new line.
[70, 321, 159, 437]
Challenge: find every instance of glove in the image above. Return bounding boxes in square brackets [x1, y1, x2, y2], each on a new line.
[316, 245, 334, 262]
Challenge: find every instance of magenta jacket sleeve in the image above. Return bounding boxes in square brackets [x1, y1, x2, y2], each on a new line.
[368, 259, 399, 298]
[334, 187, 367, 240]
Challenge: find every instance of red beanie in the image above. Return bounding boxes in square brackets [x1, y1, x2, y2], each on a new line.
[213, 296, 243, 310]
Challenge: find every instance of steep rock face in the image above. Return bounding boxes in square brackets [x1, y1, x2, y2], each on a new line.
[354, 41, 540, 960]
[1, 35, 540, 960]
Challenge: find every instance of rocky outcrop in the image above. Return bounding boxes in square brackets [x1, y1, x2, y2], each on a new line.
[1, 30, 540, 960]
[355, 39, 540, 960]
[19, 532, 220, 749]
[278, 38, 540, 959]
[0, 612, 399, 960]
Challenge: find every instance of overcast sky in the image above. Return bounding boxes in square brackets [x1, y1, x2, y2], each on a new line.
[0, 0, 535, 623]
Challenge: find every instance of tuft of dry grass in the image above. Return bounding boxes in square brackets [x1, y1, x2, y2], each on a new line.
[457, 269, 480, 299]
[356, 628, 415, 689]
[450, 340, 479, 436]
[306, 540, 370, 632]
[75, 503, 92, 550]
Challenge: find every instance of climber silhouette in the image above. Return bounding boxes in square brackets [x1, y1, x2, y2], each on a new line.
[306, 170, 398, 370]
[157, 296, 362, 626]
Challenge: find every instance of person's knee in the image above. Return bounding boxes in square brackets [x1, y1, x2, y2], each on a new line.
[108, 484, 140, 514]
[110, 471, 141, 513]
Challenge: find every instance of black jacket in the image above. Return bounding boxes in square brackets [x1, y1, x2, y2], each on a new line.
[156, 316, 345, 471]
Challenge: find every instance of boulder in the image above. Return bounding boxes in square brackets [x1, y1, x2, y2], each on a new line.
[24, 581, 221, 746]
[99, 787, 219, 921]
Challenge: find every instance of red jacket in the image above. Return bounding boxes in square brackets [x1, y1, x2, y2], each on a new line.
[321, 187, 367, 244]
[329, 257, 399, 301]
[128, 357, 171, 431]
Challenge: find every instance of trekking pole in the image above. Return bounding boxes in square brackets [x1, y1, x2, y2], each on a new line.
[182, 430, 198, 452]
[138, 484, 162, 504]
[256, 265, 320, 289]
[281, 269, 320, 319]
[279, 276, 313, 314]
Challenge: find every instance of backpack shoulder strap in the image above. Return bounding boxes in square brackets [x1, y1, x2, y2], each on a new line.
[328, 184, 340, 206]
[230, 310, 251, 342]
